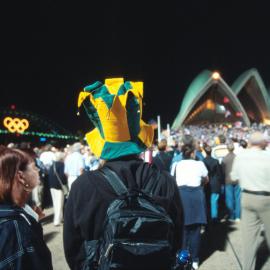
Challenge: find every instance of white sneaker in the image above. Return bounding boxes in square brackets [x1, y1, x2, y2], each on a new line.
[200, 225, 205, 234]
[192, 262, 199, 269]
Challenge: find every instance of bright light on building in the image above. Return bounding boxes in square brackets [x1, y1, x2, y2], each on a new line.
[264, 118, 270, 125]
[212, 72, 220, 80]
[3, 117, 29, 133]
[235, 111, 243, 117]
[223, 97, 229, 103]
[219, 105, 226, 111]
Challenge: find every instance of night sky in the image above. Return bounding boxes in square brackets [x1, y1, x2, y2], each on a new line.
[2, 1, 269, 133]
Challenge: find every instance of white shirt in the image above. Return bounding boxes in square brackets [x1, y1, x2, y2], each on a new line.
[212, 144, 228, 164]
[64, 152, 85, 177]
[176, 159, 208, 187]
[22, 204, 39, 222]
[39, 151, 55, 169]
[231, 148, 270, 192]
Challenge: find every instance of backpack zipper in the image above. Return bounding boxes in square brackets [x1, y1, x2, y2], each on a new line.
[104, 243, 114, 258]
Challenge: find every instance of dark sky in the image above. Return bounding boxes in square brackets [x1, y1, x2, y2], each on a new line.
[2, 1, 269, 133]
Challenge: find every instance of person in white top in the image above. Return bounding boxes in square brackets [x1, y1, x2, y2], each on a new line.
[39, 144, 55, 170]
[211, 135, 228, 164]
[176, 158, 208, 187]
[64, 142, 85, 190]
[176, 143, 208, 270]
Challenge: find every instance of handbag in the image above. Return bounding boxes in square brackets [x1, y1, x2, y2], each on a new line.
[53, 162, 69, 197]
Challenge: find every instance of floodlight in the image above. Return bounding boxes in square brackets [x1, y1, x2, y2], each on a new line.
[212, 72, 220, 80]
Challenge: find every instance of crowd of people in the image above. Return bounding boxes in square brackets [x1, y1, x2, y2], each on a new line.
[1, 77, 270, 270]
[3, 142, 101, 226]
[145, 123, 270, 270]
[1, 123, 270, 269]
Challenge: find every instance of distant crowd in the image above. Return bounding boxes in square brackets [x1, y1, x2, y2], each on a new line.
[1, 122, 270, 270]
[4, 123, 270, 227]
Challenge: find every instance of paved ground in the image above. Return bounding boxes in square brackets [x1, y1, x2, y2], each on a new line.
[42, 208, 270, 270]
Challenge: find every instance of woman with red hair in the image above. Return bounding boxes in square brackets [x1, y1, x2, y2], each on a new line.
[0, 145, 52, 270]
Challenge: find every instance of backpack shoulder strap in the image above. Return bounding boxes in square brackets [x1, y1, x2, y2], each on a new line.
[156, 153, 166, 167]
[143, 168, 161, 196]
[0, 218, 10, 225]
[100, 167, 128, 196]
[0, 211, 31, 226]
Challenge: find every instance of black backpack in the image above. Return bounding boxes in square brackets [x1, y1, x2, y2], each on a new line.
[83, 167, 175, 270]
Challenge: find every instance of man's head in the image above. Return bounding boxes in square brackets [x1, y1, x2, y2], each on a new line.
[218, 135, 226, 144]
[227, 143, 234, 152]
[181, 144, 195, 159]
[248, 132, 267, 149]
[158, 139, 167, 152]
[204, 145, 212, 156]
[239, 139, 248, 149]
[77, 78, 154, 160]
[72, 142, 82, 153]
[43, 144, 53, 152]
[181, 134, 195, 146]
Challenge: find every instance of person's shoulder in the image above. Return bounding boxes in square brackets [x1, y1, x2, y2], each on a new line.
[0, 212, 33, 241]
[197, 159, 204, 164]
[207, 156, 219, 164]
[70, 170, 107, 198]
[176, 158, 192, 167]
[185, 159, 201, 166]
[202, 157, 209, 164]
[72, 170, 99, 186]
[0, 217, 18, 233]
[0, 217, 25, 262]
[197, 160, 207, 168]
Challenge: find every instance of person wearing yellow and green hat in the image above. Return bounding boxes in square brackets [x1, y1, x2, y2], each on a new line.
[63, 78, 183, 270]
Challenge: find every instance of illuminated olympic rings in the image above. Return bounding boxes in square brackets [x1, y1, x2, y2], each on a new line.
[3, 117, 30, 133]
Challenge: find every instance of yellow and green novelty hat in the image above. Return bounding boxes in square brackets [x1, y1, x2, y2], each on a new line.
[77, 78, 154, 160]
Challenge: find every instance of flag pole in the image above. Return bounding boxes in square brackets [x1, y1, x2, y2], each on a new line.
[157, 115, 161, 142]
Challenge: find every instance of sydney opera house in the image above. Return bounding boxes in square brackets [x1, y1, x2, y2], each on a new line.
[172, 68, 270, 129]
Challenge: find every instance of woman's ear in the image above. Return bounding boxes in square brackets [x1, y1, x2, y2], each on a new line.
[16, 170, 26, 186]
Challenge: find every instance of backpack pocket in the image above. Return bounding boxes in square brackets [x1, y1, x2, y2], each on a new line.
[100, 240, 172, 270]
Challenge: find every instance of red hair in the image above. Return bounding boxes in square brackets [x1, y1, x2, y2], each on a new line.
[0, 146, 33, 203]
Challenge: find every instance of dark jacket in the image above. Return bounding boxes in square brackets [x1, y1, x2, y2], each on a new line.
[63, 156, 183, 270]
[0, 204, 52, 270]
[152, 151, 173, 172]
[222, 152, 236, 185]
[48, 161, 67, 190]
[203, 156, 224, 193]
